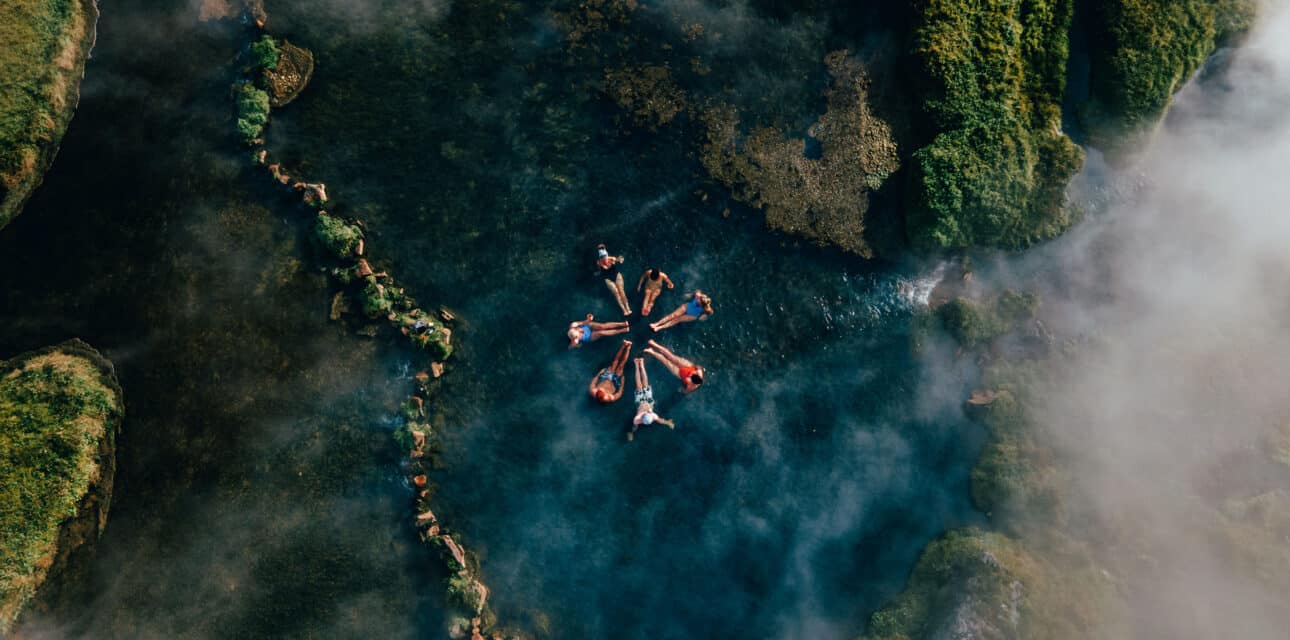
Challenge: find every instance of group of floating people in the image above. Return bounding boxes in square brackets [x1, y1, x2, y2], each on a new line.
[568, 243, 715, 441]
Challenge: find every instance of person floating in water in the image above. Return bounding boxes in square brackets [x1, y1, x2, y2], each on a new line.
[567, 313, 630, 349]
[597, 243, 632, 316]
[636, 267, 675, 316]
[643, 339, 705, 393]
[649, 289, 713, 332]
[589, 340, 632, 403]
[628, 357, 675, 441]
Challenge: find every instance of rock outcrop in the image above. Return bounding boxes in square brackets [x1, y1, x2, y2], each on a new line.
[0, 339, 124, 635]
[264, 41, 314, 107]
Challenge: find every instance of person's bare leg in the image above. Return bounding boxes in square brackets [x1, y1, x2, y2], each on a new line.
[611, 341, 632, 374]
[633, 357, 645, 390]
[642, 289, 658, 315]
[604, 278, 622, 310]
[589, 321, 629, 331]
[642, 348, 681, 378]
[650, 308, 681, 331]
[648, 340, 694, 369]
[615, 274, 632, 315]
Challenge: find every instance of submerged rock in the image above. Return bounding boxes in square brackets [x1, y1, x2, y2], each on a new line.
[0, 340, 124, 635]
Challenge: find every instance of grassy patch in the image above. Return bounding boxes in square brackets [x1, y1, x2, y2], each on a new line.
[905, 0, 1084, 250]
[0, 348, 121, 634]
[0, 0, 92, 226]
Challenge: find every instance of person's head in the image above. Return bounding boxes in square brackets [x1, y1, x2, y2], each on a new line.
[568, 328, 582, 342]
[650, 268, 660, 280]
[689, 371, 704, 386]
[594, 388, 609, 402]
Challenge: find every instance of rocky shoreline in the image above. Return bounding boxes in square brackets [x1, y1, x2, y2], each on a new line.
[0, 0, 100, 229]
[0, 339, 124, 636]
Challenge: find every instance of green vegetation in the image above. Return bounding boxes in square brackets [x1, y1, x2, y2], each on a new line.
[865, 529, 1035, 640]
[361, 278, 396, 317]
[1083, 0, 1256, 149]
[248, 35, 280, 72]
[234, 83, 271, 144]
[937, 290, 1040, 349]
[447, 573, 483, 611]
[968, 371, 1064, 526]
[1, 346, 122, 634]
[0, 0, 95, 228]
[905, 0, 1084, 250]
[312, 213, 363, 259]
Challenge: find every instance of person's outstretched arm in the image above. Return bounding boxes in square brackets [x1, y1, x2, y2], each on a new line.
[663, 273, 675, 289]
[637, 271, 649, 292]
[658, 417, 675, 428]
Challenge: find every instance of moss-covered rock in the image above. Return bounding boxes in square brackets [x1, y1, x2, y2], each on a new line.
[905, 0, 1084, 250]
[312, 213, 363, 259]
[863, 527, 1120, 640]
[864, 529, 1036, 640]
[1082, 0, 1256, 153]
[937, 290, 1040, 349]
[0, 0, 99, 229]
[234, 82, 271, 145]
[0, 340, 123, 634]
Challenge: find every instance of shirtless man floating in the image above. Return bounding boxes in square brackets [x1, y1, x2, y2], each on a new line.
[589, 340, 632, 403]
[628, 357, 675, 441]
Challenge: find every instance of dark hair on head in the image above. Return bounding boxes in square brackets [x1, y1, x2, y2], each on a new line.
[597, 243, 606, 250]
[650, 268, 660, 279]
[690, 373, 703, 385]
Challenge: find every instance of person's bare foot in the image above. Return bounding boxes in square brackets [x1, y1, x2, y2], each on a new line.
[627, 432, 634, 441]
[623, 340, 633, 348]
[648, 339, 662, 348]
[642, 348, 657, 358]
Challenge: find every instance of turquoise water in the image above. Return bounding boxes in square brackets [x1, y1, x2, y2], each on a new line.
[0, 1, 982, 638]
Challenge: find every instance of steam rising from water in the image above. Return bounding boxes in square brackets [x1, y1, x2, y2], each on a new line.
[1016, 4, 1290, 637]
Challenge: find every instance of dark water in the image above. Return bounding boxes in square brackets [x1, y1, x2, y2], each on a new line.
[1, 1, 981, 638]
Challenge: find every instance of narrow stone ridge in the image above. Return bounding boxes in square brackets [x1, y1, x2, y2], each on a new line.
[213, 7, 529, 636]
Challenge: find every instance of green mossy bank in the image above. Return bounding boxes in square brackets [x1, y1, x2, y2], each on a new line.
[905, 0, 1084, 251]
[0, 340, 123, 635]
[0, 0, 99, 229]
[1083, 0, 1256, 154]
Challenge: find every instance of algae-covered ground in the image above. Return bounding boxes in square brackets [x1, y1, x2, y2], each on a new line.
[0, 340, 122, 635]
[0, 0, 97, 228]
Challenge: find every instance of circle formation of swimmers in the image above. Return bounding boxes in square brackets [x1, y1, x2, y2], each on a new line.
[569, 243, 715, 441]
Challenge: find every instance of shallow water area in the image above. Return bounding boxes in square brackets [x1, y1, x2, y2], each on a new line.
[265, 1, 985, 637]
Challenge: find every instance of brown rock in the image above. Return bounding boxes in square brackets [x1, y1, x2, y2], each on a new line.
[440, 534, 468, 570]
[263, 41, 315, 107]
[329, 291, 351, 321]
